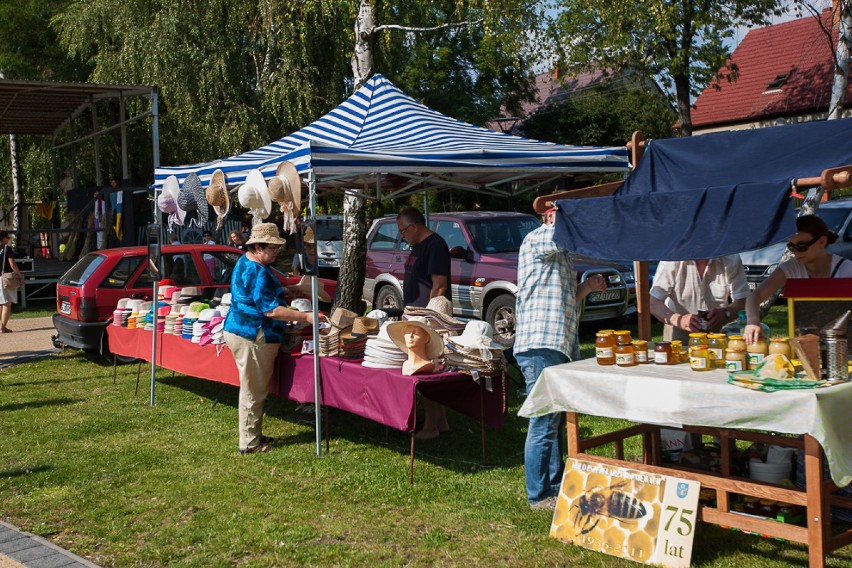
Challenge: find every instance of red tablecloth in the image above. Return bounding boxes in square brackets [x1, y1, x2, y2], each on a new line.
[107, 326, 506, 433]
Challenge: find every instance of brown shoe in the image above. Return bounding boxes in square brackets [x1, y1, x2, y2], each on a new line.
[239, 443, 271, 455]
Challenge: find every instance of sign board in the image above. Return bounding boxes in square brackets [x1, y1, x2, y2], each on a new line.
[551, 458, 700, 567]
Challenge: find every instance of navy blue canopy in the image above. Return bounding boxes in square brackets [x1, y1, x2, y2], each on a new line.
[554, 117, 852, 262]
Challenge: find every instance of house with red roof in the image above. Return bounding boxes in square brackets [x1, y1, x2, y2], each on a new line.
[691, 9, 852, 134]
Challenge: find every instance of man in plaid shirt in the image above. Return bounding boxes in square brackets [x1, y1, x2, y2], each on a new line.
[515, 208, 606, 509]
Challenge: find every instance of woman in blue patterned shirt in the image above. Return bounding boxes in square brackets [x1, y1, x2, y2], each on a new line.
[223, 223, 327, 454]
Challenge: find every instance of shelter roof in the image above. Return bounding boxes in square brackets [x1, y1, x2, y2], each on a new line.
[0, 79, 155, 135]
[691, 10, 851, 129]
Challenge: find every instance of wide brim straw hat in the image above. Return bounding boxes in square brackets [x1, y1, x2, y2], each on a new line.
[387, 316, 444, 360]
[350, 316, 380, 338]
[205, 169, 230, 230]
[275, 160, 301, 214]
[267, 175, 294, 213]
[237, 168, 272, 224]
[286, 275, 331, 303]
[245, 222, 286, 246]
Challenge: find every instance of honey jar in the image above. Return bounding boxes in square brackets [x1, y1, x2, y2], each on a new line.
[654, 341, 673, 365]
[688, 332, 708, 348]
[670, 340, 684, 363]
[631, 340, 649, 363]
[615, 341, 636, 367]
[707, 333, 727, 369]
[768, 337, 792, 360]
[614, 329, 633, 345]
[725, 348, 747, 372]
[727, 335, 746, 352]
[595, 331, 616, 366]
[747, 337, 769, 370]
[689, 345, 712, 371]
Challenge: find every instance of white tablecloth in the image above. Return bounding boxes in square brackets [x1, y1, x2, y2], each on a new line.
[518, 358, 852, 487]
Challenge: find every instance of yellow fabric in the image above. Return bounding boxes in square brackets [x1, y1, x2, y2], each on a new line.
[34, 201, 55, 219]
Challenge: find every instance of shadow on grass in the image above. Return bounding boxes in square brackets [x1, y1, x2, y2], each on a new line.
[156, 372, 530, 475]
[692, 524, 810, 567]
[0, 465, 53, 478]
[0, 397, 82, 412]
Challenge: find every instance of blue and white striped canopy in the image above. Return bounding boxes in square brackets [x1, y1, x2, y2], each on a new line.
[153, 74, 629, 194]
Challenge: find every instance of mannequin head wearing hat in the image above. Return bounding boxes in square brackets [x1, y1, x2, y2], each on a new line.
[388, 316, 443, 375]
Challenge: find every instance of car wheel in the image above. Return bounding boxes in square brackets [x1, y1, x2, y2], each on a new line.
[375, 285, 403, 312]
[485, 294, 516, 349]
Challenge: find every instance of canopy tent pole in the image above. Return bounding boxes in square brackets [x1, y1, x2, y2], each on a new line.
[309, 169, 323, 457]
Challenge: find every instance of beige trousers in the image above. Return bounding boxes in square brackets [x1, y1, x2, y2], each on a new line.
[224, 330, 279, 451]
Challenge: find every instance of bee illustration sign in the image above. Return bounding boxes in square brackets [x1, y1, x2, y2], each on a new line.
[551, 458, 701, 568]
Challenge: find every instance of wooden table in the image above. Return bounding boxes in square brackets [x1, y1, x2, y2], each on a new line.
[519, 358, 852, 568]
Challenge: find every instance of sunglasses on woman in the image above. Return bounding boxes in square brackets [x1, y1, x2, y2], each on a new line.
[786, 235, 820, 253]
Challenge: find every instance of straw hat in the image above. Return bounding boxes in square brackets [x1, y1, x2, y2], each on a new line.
[158, 175, 186, 227]
[245, 222, 286, 246]
[387, 316, 444, 360]
[303, 226, 315, 245]
[350, 316, 380, 338]
[286, 275, 331, 303]
[290, 298, 312, 312]
[272, 161, 301, 234]
[329, 307, 358, 330]
[205, 169, 230, 231]
[237, 169, 272, 225]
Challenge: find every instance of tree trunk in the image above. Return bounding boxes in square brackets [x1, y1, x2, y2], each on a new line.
[674, 73, 692, 137]
[336, 0, 375, 314]
[9, 133, 23, 234]
[828, 2, 852, 120]
[333, 190, 368, 314]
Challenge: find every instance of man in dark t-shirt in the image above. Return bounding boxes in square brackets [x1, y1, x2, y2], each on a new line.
[397, 207, 451, 307]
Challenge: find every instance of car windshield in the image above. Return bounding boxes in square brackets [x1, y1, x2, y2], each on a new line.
[59, 253, 106, 286]
[315, 218, 343, 241]
[467, 217, 541, 253]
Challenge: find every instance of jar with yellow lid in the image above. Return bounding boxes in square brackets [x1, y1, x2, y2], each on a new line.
[615, 341, 636, 367]
[707, 334, 727, 369]
[747, 337, 769, 370]
[728, 335, 746, 352]
[595, 331, 616, 366]
[689, 345, 712, 371]
[654, 342, 673, 365]
[688, 332, 708, 348]
[768, 337, 792, 360]
[725, 348, 747, 372]
[632, 340, 649, 363]
[670, 340, 684, 363]
[614, 330, 632, 345]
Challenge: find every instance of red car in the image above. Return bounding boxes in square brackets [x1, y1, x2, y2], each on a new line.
[53, 244, 336, 357]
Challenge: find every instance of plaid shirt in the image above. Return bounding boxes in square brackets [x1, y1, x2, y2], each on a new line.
[513, 223, 579, 358]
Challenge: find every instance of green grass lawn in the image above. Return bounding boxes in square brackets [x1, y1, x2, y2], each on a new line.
[9, 299, 56, 319]
[2, 306, 849, 567]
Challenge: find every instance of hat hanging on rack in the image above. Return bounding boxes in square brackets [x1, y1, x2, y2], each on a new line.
[237, 169, 272, 226]
[158, 175, 186, 228]
[205, 169, 230, 231]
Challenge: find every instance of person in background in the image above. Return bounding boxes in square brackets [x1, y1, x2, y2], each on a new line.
[292, 226, 317, 276]
[0, 231, 24, 333]
[744, 214, 852, 344]
[202, 230, 216, 275]
[223, 223, 328, 454]
[514, 209, 606, 509]
[397, 207, 452, 439]
[397, 207, 451, 307]
[229, 230, 247, 251]
[650, 257, 749, 342]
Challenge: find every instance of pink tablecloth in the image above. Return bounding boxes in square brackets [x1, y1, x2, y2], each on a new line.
[108, 326, 506, 434]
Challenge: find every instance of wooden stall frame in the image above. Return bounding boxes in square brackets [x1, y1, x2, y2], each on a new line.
[565, 413, 852, 568]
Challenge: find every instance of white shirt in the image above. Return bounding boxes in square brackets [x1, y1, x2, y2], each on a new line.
[779, 254, 852, 279]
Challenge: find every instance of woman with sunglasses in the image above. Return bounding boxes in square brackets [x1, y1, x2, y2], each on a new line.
[743, 214, 852, 345]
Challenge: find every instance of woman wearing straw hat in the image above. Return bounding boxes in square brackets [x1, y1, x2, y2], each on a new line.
[223, 222, 328, 454]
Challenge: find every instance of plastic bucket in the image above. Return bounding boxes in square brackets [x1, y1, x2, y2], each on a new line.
[749, 458, 792, 484]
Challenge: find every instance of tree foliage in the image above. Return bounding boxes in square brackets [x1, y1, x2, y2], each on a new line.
[548, 0, 785, 135]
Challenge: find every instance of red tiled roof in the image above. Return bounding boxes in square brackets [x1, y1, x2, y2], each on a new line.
[692, 10, 851, 128]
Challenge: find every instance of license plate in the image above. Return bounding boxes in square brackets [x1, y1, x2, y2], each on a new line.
[60, 301, 71, 314]
[588, 289, 622, 302]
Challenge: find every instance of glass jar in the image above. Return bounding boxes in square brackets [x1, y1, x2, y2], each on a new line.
[595, 331, 616, 366]
[747, 337, 769, 370]
[614, 329, 632, 345]
[768, 337, 792, 360]
[725, 348, 747, 372]
[670, 340, 684, 363]
[728, 335, 746, 352]
[688, 332, 708, 348]
[631, 340, 649, 363]
[758, 499, 778, 518]
[707, 334, 727, 369]
[654, 341, 673, 365]
[615, 341, 636, 367]
[743, 496, 760, 515]
[689, 345, 712, 371]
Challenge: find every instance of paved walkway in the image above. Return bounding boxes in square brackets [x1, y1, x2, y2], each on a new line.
[0, 317, 60, 369]
[0, 521, 99, 568]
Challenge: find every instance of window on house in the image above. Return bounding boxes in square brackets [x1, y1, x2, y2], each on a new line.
[764, 72, 792, 93]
